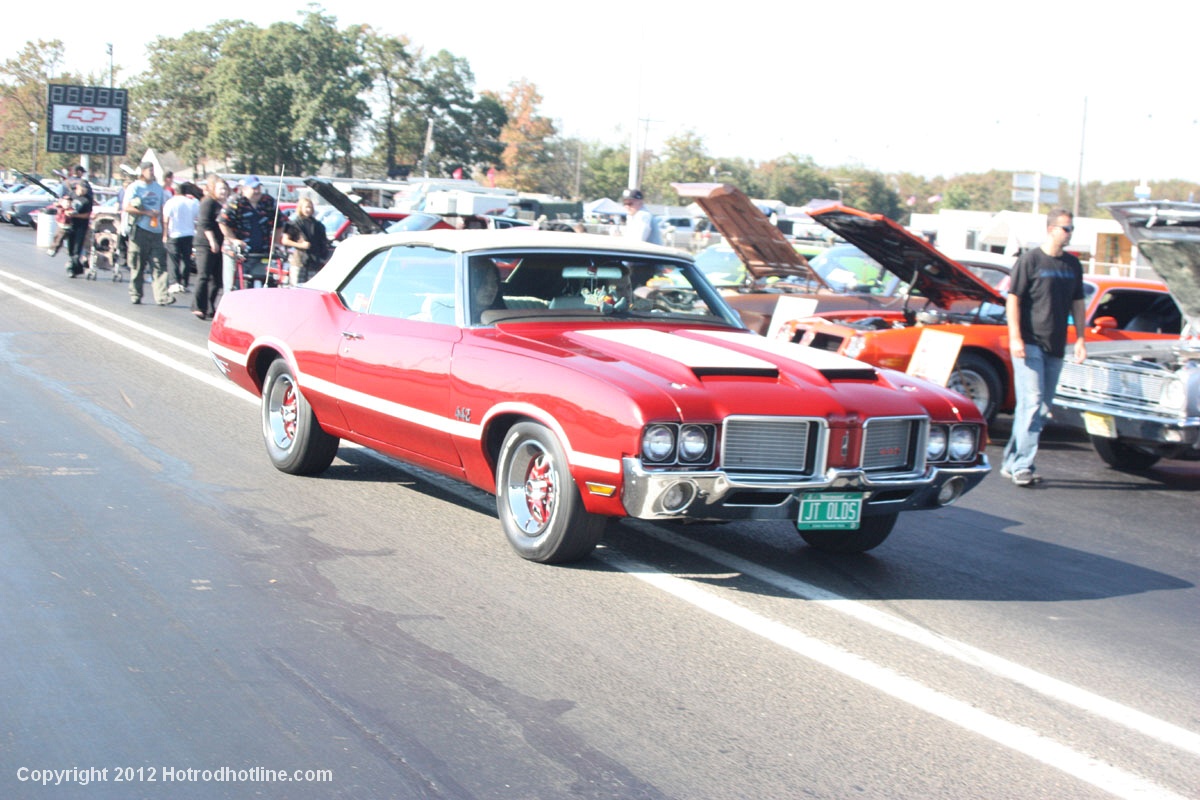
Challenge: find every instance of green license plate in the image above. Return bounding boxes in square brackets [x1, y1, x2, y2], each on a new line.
[798, 492, 863, 530]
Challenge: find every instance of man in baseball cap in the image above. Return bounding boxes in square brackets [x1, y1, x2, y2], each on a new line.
[620, 188, 661, 244]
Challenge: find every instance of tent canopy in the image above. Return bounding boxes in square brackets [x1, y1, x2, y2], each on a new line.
[585, 197, 625, 216]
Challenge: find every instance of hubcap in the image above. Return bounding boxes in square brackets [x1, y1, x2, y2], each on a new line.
[267, 375, 299, 449]
[505, 440, 557, 535]
[948, 370, 989, 416]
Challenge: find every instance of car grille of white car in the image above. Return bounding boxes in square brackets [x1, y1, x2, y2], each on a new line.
[1057, 361, 1172, 411]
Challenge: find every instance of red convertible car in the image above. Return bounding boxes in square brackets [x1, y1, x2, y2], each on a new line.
[208, 230, 990, 562]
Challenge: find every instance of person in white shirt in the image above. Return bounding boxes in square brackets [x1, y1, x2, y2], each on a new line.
[621, 188, 663, 245]
[163, 183, 201, 293]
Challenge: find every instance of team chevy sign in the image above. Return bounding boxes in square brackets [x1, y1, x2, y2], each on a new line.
[45, 83, 128, 155]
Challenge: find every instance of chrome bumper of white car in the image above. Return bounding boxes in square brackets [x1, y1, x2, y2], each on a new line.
[620, 456, 991, 521]
[1052, 401, 1200, 451]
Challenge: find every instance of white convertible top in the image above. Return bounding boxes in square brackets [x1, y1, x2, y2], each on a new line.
[305, 230, 691, 291]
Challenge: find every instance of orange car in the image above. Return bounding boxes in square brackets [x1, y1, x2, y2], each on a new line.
[776, 205, 1183, 419]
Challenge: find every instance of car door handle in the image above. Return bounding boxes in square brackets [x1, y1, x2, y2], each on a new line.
[341, 331, 364, 340]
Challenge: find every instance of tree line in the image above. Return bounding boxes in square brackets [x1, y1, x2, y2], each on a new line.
[3, 11, 1197, 222]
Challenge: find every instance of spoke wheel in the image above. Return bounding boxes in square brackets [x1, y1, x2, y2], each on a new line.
[496, 422, 605, 563]
[261, 359, 339, 475]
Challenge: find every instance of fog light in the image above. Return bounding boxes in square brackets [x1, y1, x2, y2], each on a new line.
[936, 476, 966, 506]
[659, 481, 697, 514]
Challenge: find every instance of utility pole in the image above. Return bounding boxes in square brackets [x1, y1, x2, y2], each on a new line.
[421, 119, 434, 178]
[1073, 97, 1086, 219]
[107, 43, 114, 185]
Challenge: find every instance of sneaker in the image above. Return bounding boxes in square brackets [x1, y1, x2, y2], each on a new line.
[169, 283, 184, 294]
[1012, 469, 1037, 487]
[130, 297, 142, 305]
[1000, 467, 1012, 479]
[157, 296, 177, 306]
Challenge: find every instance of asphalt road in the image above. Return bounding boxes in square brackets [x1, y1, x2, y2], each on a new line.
[1, 223, 1197, 800]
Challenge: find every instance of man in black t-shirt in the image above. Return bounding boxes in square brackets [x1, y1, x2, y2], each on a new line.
[1001, 208, 1087, 486]
[65, 180, 93, 278]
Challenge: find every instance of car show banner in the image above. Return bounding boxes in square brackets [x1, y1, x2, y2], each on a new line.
[44, 83, 128, 156]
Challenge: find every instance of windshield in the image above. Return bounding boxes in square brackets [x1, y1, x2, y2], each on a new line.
[314, 206, 347, 238]
[808, 244, 896, 294]
[467, 251, 743, 328]
[694, 241, 895, 295]
[386, 212, 445, 233]
[693, 246, 746, 286]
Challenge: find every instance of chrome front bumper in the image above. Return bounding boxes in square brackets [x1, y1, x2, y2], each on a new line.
[1053, 401, 1200, 453]
[620, 456, 991, 521]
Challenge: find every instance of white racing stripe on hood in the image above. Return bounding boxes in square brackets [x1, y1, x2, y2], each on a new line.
[576, 329, 777, 372]
[693, 329, 876, 373]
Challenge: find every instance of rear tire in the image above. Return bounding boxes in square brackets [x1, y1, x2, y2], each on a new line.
[261, 359, 339, 475]
[496, 422, 605, 563]
[1090, 435, 1160, 472]
[798, 513, 897, 553]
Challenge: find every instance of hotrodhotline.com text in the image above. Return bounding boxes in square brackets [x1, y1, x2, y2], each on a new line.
[16, 766, 333, 786]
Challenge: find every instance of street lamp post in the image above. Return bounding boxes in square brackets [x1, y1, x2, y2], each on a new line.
[29, 121, 38, 173]
[107, 43, 114, 184]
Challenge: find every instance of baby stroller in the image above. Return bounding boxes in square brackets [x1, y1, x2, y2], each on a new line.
[228, 243, 288, 290]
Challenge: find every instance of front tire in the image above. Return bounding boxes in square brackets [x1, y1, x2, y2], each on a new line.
[496, 422, 605, 563]
[1090, 436, 1160, 472]
[948, 352, 1003, 420]
[261, 359, 339, 475]
[798, 513, 897, 553]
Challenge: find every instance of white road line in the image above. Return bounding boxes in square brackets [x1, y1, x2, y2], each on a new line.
[4, 272, 1194, 799]
[638, 526, 1200, 758]
[0, 273, 248, 403]
[0, 268, 211, 358]
[598, 549, 1190, 800]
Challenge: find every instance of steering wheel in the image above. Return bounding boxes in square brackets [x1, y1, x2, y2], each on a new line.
[643, 286, 698, 312]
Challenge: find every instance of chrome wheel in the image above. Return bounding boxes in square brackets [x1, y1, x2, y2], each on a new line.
[503, 439, 558, 536]
[266, 371, 299, 451]
[495, 422, 605, 563]
[260, 359, 339, 475]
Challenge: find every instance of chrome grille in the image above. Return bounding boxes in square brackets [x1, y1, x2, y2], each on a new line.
[722, 417, 816, 474]
[1057, 361, 1169, 411]
[861, 418, 919, 472]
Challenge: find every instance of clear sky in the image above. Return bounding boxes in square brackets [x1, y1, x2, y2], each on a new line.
[13, 0, 1198, 186]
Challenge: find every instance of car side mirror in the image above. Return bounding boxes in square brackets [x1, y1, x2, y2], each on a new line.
[1091, 316, 1118, 331]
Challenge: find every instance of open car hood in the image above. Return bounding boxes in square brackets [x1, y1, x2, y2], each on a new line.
[672, 182, 828, 287]
[15, 170, 65, 198]
[807, 204, 1005, 308]
[1104, 201, 1200, 333]
[303, 177, 386, 235]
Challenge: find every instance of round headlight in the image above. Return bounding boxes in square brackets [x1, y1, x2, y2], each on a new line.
[844, 335, 867, 359]
[948, 426, 977, 461]
[642, 424, 676, 462]
[926, 425, 948, 461]
[1160, 378, 1185, 411]
[678, 425, 709, 462]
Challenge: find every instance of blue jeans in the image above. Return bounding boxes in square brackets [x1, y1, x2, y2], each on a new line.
[1002, 344, 1064, 474]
